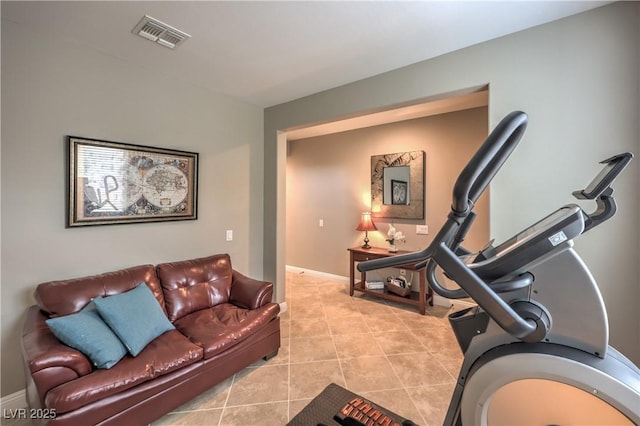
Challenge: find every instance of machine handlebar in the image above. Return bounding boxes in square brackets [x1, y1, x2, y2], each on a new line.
[358, 111, 549, 342]
[452, 111, 528, 216]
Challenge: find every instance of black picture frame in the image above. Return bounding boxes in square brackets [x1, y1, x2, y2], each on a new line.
[67, 136, 198, 227]
[391, 179, 408, 205]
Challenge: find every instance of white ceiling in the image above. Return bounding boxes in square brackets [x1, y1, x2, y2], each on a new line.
[2, 1, 610, 107]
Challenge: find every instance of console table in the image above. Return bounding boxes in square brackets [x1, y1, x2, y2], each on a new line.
[348, 246, 433, 315]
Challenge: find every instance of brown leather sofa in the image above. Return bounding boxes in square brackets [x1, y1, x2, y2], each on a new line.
[21, 254, 281, 426]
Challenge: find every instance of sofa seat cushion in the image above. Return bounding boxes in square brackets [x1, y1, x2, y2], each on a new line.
[44, 330, 203, 415]
[174, 302, 280, 359]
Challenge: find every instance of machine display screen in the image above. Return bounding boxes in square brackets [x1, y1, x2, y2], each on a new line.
[584, 161, 616, 195]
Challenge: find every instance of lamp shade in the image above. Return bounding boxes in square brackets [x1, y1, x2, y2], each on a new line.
[356, 212, 377, 231]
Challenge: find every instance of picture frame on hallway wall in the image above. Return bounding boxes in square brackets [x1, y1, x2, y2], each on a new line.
[391, 179, 408, 205]
[66, 136, 198, 227]
[371, 150, 425, 219]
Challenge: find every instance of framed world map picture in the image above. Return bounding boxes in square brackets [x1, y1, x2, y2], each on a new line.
[67, 136, 198, 227]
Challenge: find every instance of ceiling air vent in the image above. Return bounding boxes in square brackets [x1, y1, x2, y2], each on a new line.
[132, 15, 190, 49]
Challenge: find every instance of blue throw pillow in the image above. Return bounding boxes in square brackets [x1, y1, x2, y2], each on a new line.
[46, 301, 127, 369]
[93, 283, 175, 356]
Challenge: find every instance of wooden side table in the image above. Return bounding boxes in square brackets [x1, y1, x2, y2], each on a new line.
[348, 246, 434, 315]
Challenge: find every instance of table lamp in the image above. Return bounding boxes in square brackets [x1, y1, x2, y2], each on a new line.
[356, 212, 377, 249]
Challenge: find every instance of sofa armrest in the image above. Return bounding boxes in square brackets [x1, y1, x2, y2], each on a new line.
[229, 270, 274, 309]
[22, 306, 92, 405]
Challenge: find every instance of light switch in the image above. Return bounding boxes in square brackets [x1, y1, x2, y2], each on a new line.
[319, 219, 324, 227]
[226, 230, 233, 241]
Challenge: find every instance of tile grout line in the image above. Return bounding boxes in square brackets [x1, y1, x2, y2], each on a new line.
[320, 281, 349, 393]
[380, 304, 440, 426]
[217, 370, 238, 425]
[328, 307, 350, 394]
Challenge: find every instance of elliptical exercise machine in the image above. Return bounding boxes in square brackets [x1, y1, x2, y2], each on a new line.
[358, 111, 640, 425]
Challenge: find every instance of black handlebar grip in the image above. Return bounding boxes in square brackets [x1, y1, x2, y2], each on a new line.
[452, 111, 528, 215]
[356, 249, 430, 272]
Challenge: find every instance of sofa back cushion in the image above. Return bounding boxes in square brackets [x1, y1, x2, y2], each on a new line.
[156, 254, 233, 322]
[35, 265, 166, 317]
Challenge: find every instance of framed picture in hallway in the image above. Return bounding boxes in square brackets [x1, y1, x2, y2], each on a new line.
[391, 179, 408, 205]
[371, 150, 425, 219]
[66, 136, 198, 227]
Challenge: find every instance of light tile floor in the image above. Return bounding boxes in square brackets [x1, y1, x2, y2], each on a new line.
[4, 272, 464, 426]
[154, 272, 463, 426]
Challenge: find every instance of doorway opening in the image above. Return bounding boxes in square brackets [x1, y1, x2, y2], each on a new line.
[276, 86, 490, 307]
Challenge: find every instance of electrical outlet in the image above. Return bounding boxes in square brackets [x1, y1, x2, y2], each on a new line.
[399, 269, 406, 276]
[416, 225, 429, 235]
[319, 219, 324, 227]
[226, 230, 233, 241]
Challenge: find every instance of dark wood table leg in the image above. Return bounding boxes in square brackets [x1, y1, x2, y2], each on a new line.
[349, 251, 355, 296]
[419, 269, 426, 315]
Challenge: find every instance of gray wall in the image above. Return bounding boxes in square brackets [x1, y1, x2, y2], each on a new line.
[286, 108, 489, 278]
[1, 20, 264, 395]
[266, 3, 640, 363]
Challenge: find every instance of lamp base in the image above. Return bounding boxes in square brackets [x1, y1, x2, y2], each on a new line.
[361, 234, 371, 249]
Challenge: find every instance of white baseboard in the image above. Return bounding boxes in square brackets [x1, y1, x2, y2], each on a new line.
[285, 265, 349, 284]
[1, 389, 27, 410]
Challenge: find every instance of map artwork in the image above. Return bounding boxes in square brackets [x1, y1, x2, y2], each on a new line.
[70, 138, 198, 227]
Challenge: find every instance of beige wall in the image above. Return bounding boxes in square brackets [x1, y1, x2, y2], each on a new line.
[266, 3, 640, 363]
[286, 107, 489, 278]
[1, 20, 264, 395]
